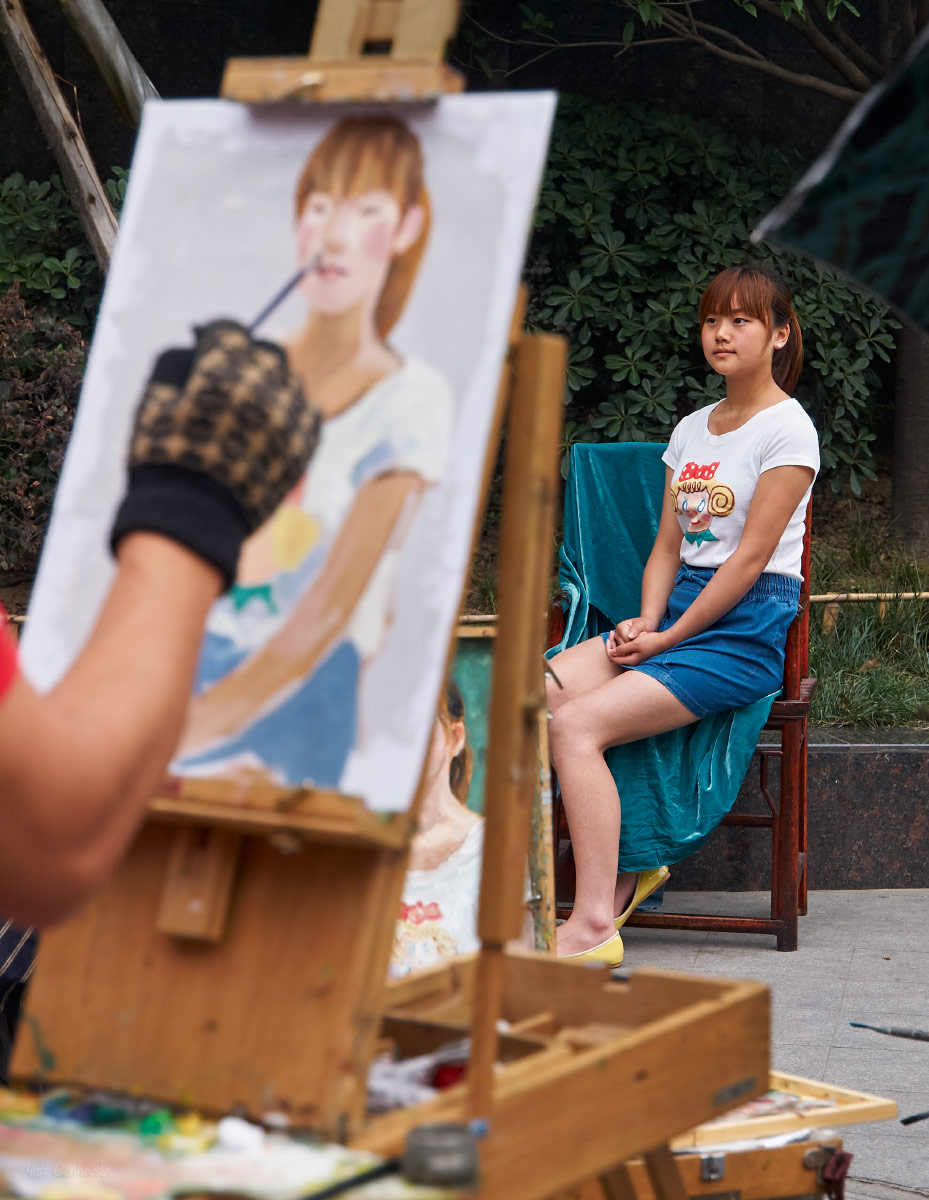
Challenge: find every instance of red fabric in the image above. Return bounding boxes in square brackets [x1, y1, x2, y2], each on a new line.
[0, 604, 19, 702]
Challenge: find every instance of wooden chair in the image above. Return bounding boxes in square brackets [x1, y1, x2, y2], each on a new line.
[552, 500, 816, 952]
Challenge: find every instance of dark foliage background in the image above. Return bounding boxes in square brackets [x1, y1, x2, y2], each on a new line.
[0, 284, 84, 572]
[527, 96, 897, 490]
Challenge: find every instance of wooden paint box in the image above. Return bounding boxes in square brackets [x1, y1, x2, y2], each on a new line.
[353, 953, 769, 1200]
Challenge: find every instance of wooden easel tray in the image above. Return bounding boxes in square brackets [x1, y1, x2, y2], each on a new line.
[671, 1069, 897, 1146]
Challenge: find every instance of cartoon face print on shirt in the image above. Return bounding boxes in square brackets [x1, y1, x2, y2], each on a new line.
[670, 461, 735, 545]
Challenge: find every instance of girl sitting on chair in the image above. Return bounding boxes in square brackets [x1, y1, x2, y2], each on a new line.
[547, 264, 819, 965]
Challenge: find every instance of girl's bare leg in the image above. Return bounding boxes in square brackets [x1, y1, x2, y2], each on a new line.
[545, 637, 620, 716]
[549, 667, 697, 956]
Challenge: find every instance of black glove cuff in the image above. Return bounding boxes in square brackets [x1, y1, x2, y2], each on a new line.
[148, 346, 196, 389]
[110, 463, 249, 591]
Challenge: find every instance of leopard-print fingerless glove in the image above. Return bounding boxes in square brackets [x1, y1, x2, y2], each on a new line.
[111, 320, 320, 589]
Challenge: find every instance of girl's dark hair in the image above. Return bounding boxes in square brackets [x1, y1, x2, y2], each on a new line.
[698, 264, 803, 394]
[442, 681, 473, 805]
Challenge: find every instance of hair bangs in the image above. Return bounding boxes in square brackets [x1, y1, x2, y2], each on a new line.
[698, 266, 776, 329]
[296, 118, 421, 216]
[293, 115, 430, 338]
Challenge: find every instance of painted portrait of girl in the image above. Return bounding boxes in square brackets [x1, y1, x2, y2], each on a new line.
[174, 116, 454, 789]
[22, 94, 556, 817]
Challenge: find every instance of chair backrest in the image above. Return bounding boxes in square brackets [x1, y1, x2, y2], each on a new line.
[781, 497, 813, 701]
[554, 442, 813, 696]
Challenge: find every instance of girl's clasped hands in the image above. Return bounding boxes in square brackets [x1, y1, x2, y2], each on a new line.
[604, 617, 665, 667]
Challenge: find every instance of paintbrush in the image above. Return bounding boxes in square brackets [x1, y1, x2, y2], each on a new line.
[850, 1022, 929, 1128]
[248, 254, 322, 335]
[292, 1157, 401, 1199]
[850, 1021, 929, 1043]
[543, 656, 563, 690]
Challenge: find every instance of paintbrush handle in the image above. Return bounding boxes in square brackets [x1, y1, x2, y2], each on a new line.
[296, 1158, 400, 1199]
[248, 254, 322, 335]
[247, 266, 308, 335]
[850, 1022, 929, 1042]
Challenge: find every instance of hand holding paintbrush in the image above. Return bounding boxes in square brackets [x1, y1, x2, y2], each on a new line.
[112, 319, 321, 590]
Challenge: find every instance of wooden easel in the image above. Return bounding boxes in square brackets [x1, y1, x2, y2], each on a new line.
[10, 0, 534, 1133]
[13, 3, 770, 1195]
[222, 0, 463, 102]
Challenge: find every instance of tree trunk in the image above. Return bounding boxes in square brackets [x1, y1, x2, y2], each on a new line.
[0, 0, 117, 270]
[57, 0, 159, 126]
[892, 323, 929, 557]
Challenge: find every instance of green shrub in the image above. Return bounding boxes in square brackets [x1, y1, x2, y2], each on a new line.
[0, 168, 126, 329]
[528, 96, 898, 490]
[0, 284, 85, 572]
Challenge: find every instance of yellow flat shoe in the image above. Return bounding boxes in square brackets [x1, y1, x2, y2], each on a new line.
[562, 930, 624, 967]
[614, 865, 670, 931]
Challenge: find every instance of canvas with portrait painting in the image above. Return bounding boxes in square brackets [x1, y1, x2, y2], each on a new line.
[22, 94, 555, 815]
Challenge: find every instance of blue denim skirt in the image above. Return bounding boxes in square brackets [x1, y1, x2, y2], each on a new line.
[610, 565, 800, 718]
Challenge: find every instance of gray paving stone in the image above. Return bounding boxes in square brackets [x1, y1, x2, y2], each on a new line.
[698, 943, 854, 977]
[789, 918, 862, 948]
[625, 889, 929, 1189]
[771, 1004, 839, 1047]
[847, 1182, 929, 1200]
[768, 1041, 830, 1078]
[833, 978, 929, 1016]
[848, 949, 929, 984]
[818, 889, 929, 908]
[621, 946, 701, 971]
[622, 926, 709, 948]
[774, 980, 849, 1021]
[656, 890, 726, 915]
[842, 1124, 929, 1189]
[855, 921, 929, 953]
[824, 1045, 929, 1096]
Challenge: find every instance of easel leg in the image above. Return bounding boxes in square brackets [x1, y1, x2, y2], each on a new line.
[466, 943, 505, 1119]
[467, 332, 566, 1120]
[598, 1163, 639, 1200]
[642, 1145, 687, 1200]
[528, 706, 557, 951]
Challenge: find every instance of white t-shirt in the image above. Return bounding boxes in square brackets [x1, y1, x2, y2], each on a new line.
[298, 356, 453, 656]
[662, 398, 820, 581]
[205, 355, 454, 656]
[390, 821, 484, 977]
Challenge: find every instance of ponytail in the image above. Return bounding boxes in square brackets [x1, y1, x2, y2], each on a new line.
[773, 311, 803, 395]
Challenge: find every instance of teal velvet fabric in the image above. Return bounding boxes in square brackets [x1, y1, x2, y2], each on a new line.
[548, 442, 776, 871]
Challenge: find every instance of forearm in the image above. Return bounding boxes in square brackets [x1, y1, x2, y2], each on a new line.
[54, 534, 221, 790]
[639, 539, 681, 625]
[0, 534, 221, 924]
